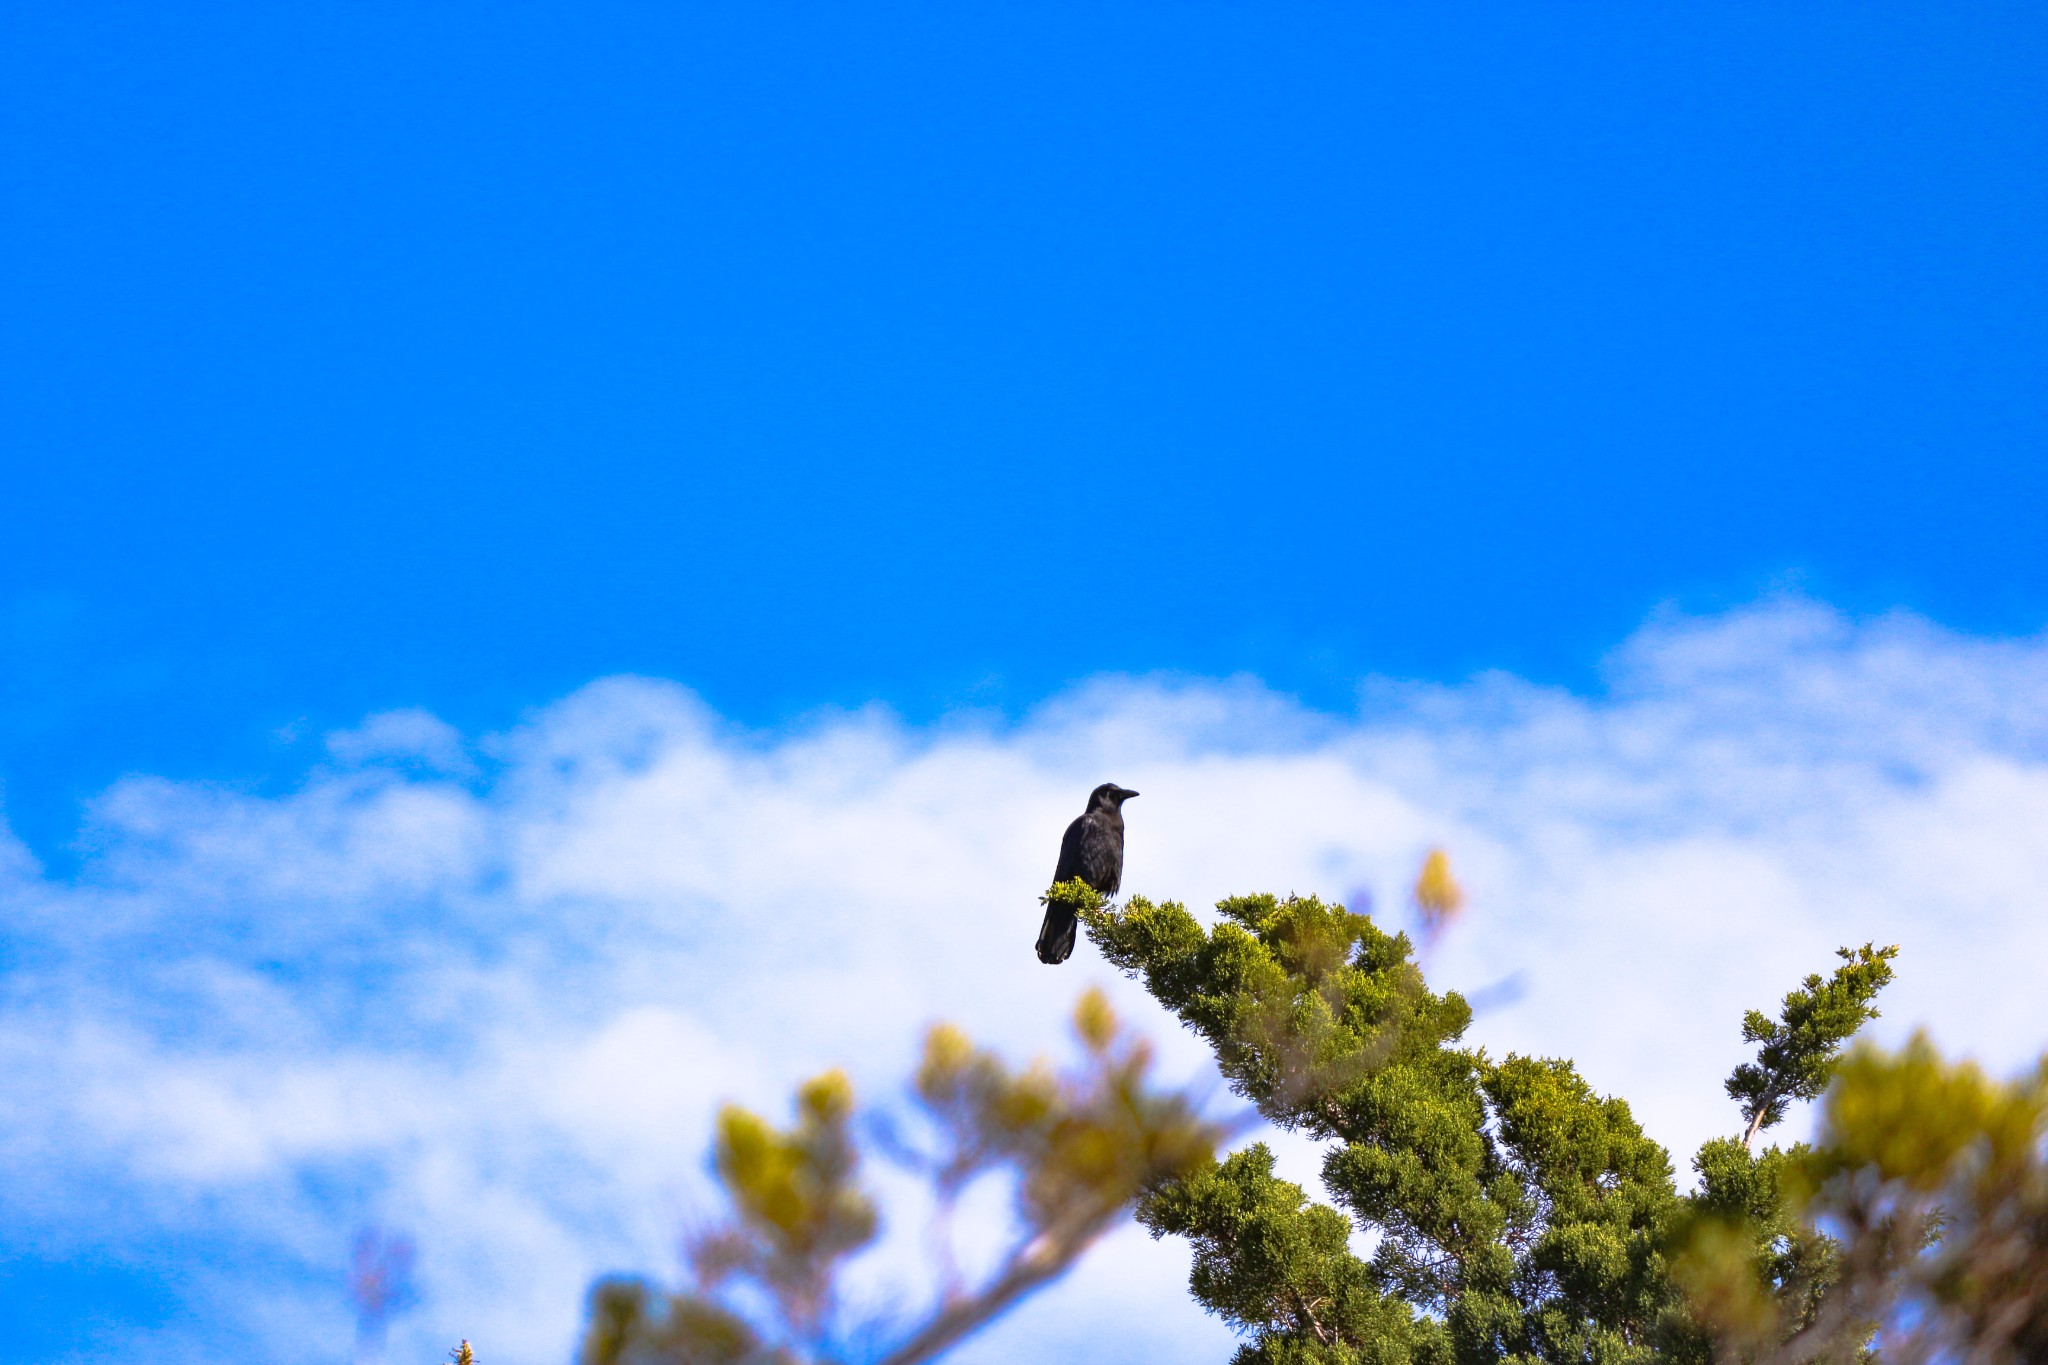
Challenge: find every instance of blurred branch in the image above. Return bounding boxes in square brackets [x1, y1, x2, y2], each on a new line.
[581, 988, 1226, 1365]
[347, 1226, 416, 1364]
[869, 1201, 1121, 1365]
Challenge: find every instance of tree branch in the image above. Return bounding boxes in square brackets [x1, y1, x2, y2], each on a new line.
[873, 1207, 1120, 1365]
[1740, 1081, 1778, 1150]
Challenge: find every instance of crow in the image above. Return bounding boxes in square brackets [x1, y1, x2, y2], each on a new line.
[1035, 783, 1138, 965]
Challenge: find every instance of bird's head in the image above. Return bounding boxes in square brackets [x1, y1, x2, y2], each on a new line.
[1088, 783, 1139, 810]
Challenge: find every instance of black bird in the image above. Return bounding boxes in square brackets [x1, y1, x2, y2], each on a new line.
[1035, 783, 1139, 965]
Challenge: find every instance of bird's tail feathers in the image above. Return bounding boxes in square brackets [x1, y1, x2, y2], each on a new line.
[1035, 903, 1078, 965]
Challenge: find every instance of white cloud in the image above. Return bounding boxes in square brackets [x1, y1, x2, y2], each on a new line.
[327, 708, 476, 777]
[0, 598, 2044, 1363]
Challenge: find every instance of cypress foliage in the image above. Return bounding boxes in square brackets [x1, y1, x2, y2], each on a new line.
[1085, 887, 1685, 1364]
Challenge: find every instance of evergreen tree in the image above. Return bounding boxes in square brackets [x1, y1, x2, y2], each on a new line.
[1675, 944, 1898, 1363]
[1080, 882, 1693, 1364]
[1075, 875, 2048, 1365]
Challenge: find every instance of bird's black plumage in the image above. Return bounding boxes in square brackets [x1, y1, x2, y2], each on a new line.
[1035, 783, 1138, 965]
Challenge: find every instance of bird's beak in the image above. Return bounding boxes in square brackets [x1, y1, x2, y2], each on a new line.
[1120, 789, 1140, 799]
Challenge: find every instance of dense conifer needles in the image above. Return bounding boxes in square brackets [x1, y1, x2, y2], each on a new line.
[1085, 888, 1684, 1364]
[1724, 944, 1898, 1150]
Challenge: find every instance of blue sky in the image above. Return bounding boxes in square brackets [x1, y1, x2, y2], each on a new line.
[1, 5, 2045, 1362]
[4, 3, 2043, 860]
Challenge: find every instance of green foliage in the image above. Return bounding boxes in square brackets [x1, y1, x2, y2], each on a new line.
[1142, 1142, 1439, 1365]
[573, 863, 2042, 1365]
[1724, 945, 1898, 1149]
[1086, 890, 1685, 1364]
[1671, 1139, 1845, 1361]
[1085, 890, 1469, 1131]
[579, 987, 1223, 1365]
[1664, 945, 1903, 1363]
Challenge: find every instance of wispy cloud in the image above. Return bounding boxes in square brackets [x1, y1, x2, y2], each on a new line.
[1, 598, 2044, 1363]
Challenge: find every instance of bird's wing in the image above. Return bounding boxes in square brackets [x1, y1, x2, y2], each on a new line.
[1051, 815, 1089, 886]
[1076, 814, 1124, 896]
